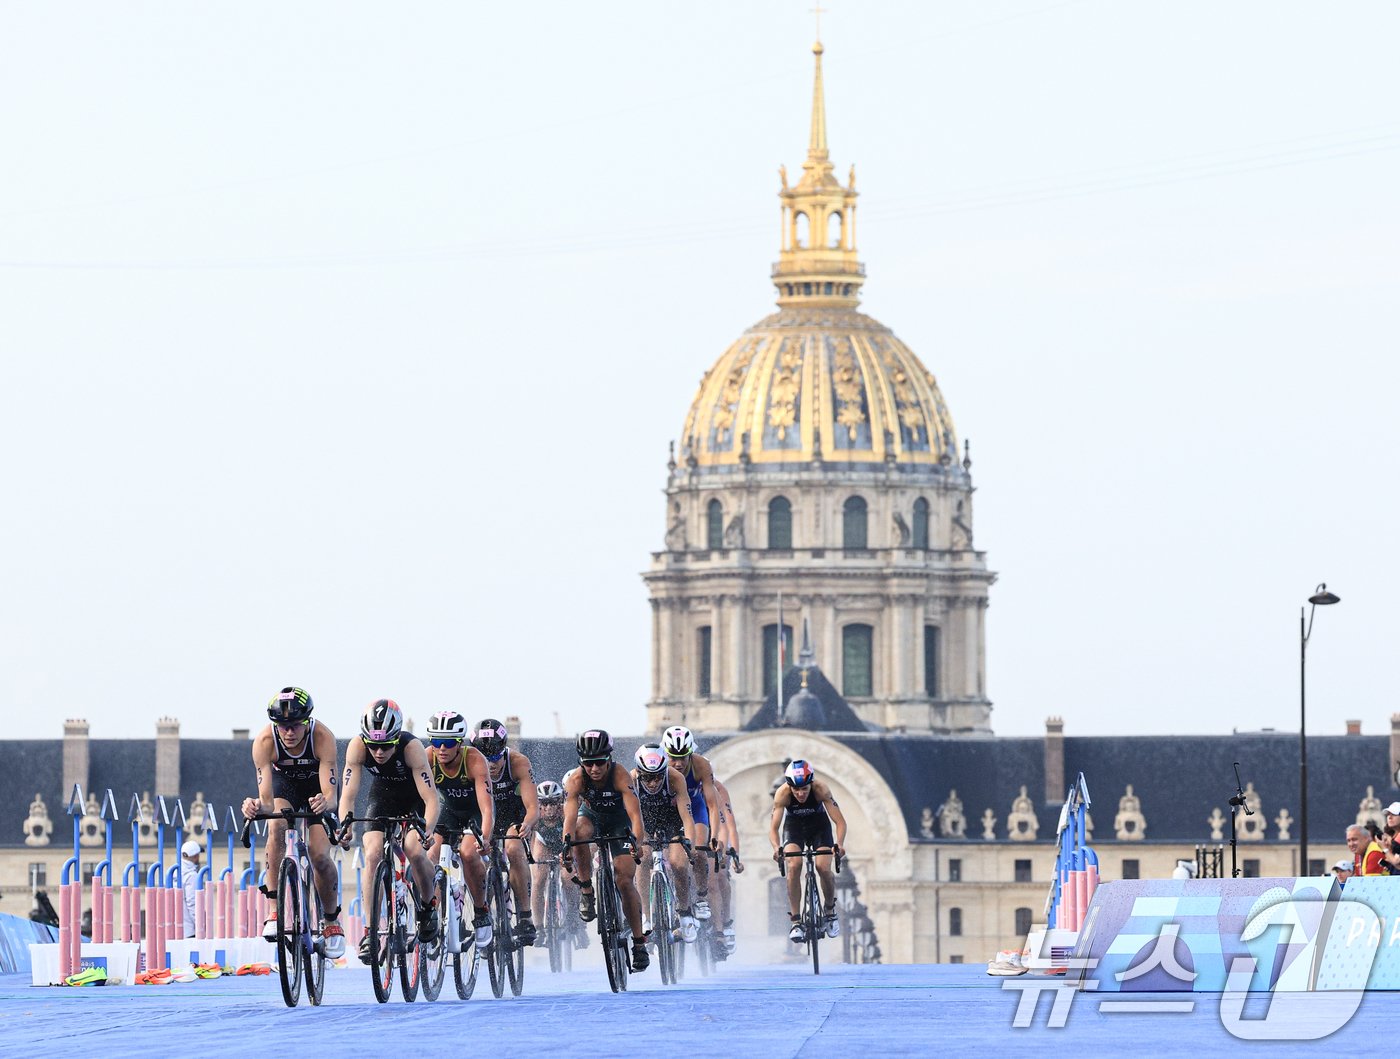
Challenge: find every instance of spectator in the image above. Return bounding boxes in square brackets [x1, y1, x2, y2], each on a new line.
[1381, 802, 1400, 874]
[1331, 858, 1354, 883]
[1346, 824, 1385, 876]
[180, 840, 201, 938]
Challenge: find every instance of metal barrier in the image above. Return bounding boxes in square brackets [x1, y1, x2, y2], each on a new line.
[1047, 771, 1098, 932]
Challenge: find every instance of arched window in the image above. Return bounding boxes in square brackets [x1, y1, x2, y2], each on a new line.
[828, 211, 842, 248]
[794, 212, 809, 248]
[706, 499, 723, 551]
[763, 623, 794, 698]
[912, 498, 930, 549]
[924, 626, 941, 698]
[949, 907, 963, 937]
[843, 496, 867, 550]
[768, 496, 792, 550]
[1014, 908, 1033, 937]
[842, 623, 873, 697]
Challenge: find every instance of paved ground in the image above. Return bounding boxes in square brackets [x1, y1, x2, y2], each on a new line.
[2, 951, 1390, 1055]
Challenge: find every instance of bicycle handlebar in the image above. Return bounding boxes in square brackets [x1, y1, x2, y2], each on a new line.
[777, 846, 843, 877]
[336, 812, 428, 847]
[240, 808, 338, 848]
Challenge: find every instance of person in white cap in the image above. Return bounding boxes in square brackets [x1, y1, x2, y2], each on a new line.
[1332, 858, 1355, 883]
[180, 840, 202, 938]
[1380, 802, 1400, 874]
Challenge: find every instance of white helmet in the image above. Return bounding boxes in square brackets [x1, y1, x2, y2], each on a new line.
[661, 725, 695, 757]
[635, 743, 668, 775]
[360, 699, 403, 743]
[425, 710, 468, 742]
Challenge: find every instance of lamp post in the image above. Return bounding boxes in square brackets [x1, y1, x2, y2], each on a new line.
[1300, 582, 1340, 875]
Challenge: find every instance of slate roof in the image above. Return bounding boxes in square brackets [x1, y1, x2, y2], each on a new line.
[743, 664, 873, 733]
[6, 730, 1391, 850]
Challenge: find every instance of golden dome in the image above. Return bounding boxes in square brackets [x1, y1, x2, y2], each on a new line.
[678, 42, 959, 472]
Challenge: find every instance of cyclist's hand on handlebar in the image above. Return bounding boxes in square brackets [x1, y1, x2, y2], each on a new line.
[241, 797, 261, 821]
[709, 837, 720, 851]
[772, 846, 783, 864]
[832, 843, 844, 858]
[308, 793, 328, 814]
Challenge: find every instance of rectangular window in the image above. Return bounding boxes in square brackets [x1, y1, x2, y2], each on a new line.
[1014, 859, 1032, 883]
[697, 626, 712, 697]
[1121, 859, 1140, 880]
[1014, 908, 1033, 937]
[762, 624, 794, 698]
[1243, 859, 1260, 879]
[948, 908, 962, 936]
[947, 858, 962, 882]
[29, 863, 47, 888]
[924, 625, 940, 697]
[842, 624, 873, 697]
[948, 955, 964, 964]
[1307, 858, 1327, 877]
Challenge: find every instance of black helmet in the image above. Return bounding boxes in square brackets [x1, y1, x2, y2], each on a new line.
[576, 729, 613, 761]
[267, 687, 313, 723]
[471, 718, 509, 758]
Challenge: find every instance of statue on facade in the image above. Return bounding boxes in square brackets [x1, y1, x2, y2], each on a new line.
[723, 513, 745, 549]
[981, 808, 998, 841]
[665, 504, 687, 552]
[23, 793, 52, 847]
[1357, 785, 1385, 832]
[1113, 785, 1146, 841]
[79, 791, 104, 846]
[892, 512, 910, 546]
[938, 790, 967, 838]
[1007, 785, 1039, 841]
[1238, 782, 1265, 841]
[919, 807, 935, 839]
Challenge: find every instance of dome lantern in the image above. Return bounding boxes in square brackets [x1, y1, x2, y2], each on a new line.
[774, 41, 864, 310]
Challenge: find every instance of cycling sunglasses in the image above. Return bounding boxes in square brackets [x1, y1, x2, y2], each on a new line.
[428, 738, 463, 749]
[579, 757, 611, 767]
[363, 737, 400, 749]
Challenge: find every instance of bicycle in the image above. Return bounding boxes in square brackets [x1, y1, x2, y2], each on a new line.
[486, 832, 532, 998]
[564, 833, 634, 993]
[425, 826, 480, 1001]
[683, 845, 723, 978]
[341, 813, 430, 1003]
[240, 808, 337, 1007]
[780, 845, 843, 975]
[641, 833, 690, 986]
[537, 854, 573, 974]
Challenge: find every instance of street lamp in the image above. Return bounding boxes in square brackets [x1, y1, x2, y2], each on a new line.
[1300, 582, 1341, 875]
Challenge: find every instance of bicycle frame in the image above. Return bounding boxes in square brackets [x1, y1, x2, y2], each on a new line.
[565, 833, 632, 993]
[780, 846, 843, 975]
[342, 813, 428, 1004]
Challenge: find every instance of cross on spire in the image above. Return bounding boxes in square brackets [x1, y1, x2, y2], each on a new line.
[810, 3, 827, 43]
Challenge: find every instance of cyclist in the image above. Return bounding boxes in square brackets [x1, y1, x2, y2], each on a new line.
[561, 730, 650, 971]
[530, 780, 587, 950]
[661, 725, 721, 920]
[423, 710, 495, 948]
[239, 687, 345, 958]
[711, 776, 745, 955]
[630, 743, 698, 942]
[472, 718, 540, 946]
[337, 699, 441, 961]
[769, 759, 846, 942]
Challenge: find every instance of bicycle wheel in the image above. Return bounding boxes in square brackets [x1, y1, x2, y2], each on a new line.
[649, 870, 673, 985]
[696, 916, 713, 977]
[303, 863, 326, 1006]
[545, 869, 563, 974]
[805, 864, 822, 975]
[368, 860, 393, 1003]
[506, 875, 524, 997]
[487, 859, 508, 998]
[398, 869, 421, 1002]
[452, 873, 480, 1000]
[420, 867, 447, 1001]
[596, 859, 623, 993]
[276, 858, 303, 1007]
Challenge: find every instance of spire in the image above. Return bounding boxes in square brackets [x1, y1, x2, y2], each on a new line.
[808, 42, 828, 163]
[773, 39, 864, 309]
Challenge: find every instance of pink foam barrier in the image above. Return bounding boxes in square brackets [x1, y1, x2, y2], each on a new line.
[1085, 863, 1100, 916]
[345, 914, 364, 951]
[144, 885, 162, 971]
[102, 882, 114, 944]
[164, 885, 178, 947]
[58, 883, 73, 979]
[68, 882, 81, 974]
[238, 886, 254, 938]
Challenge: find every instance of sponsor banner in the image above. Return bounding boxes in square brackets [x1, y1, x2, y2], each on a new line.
[1072, 877, 1338, 992]
[1315, 878, 1400, 990]
[0, 912, 57, 975]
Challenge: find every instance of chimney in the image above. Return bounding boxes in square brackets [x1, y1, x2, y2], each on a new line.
[156, 717, 180, 797]
[1044, 716, 1065, 804]
[1391, 715, 1400, 788]
[1346, 720, 1362, 736]
[62, 719, 90, 800]
[231, 728, 250, 741]
[505, 716, 522, 739]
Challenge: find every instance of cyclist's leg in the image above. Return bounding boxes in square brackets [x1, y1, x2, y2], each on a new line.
[506, 836, 529, 913]
[616, 845, 649, 969]
[783, 842, 803, 916]
[572, 815, 598, 919]
[459, 832, 488, 908]
[668, 841, 692, 908]
[530, 836, 549, 923]
[358, 830, 386, 960]
[305, 821, 339, 912]
[691, 819, 712, 914]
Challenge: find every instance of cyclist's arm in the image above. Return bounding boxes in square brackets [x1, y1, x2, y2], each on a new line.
[242, 730, 277, 819]
[516, 752, 539, 833]
[717, 779, 740, 854]
[311, 722, 338, 815]
[561, 774, 581, 847]
[670, 766, 696, 846]
[822, 785, 848, 851]
[405, 740, 439, 834]
[617, 768, 646, 846]
[768, 789, 789, 851]
[337, 739, 365, 822]
[469, 748, 494, 841]
[697, 756, 721, 841]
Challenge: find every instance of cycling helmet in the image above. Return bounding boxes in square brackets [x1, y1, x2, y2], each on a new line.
[661, 725, 695, 758]
[267, 687, 313, 723]
[536, 780, 564, 804]
[360, 699, 403, 743]
[471, 718, 509, 758]
[425, 710, 468, 742]
[635, 743, 668, 776]
[784, 759, 815, 788]
[576, 729, 613, 761]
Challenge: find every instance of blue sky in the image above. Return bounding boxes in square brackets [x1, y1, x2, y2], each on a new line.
[2, 1, 1396, 740]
